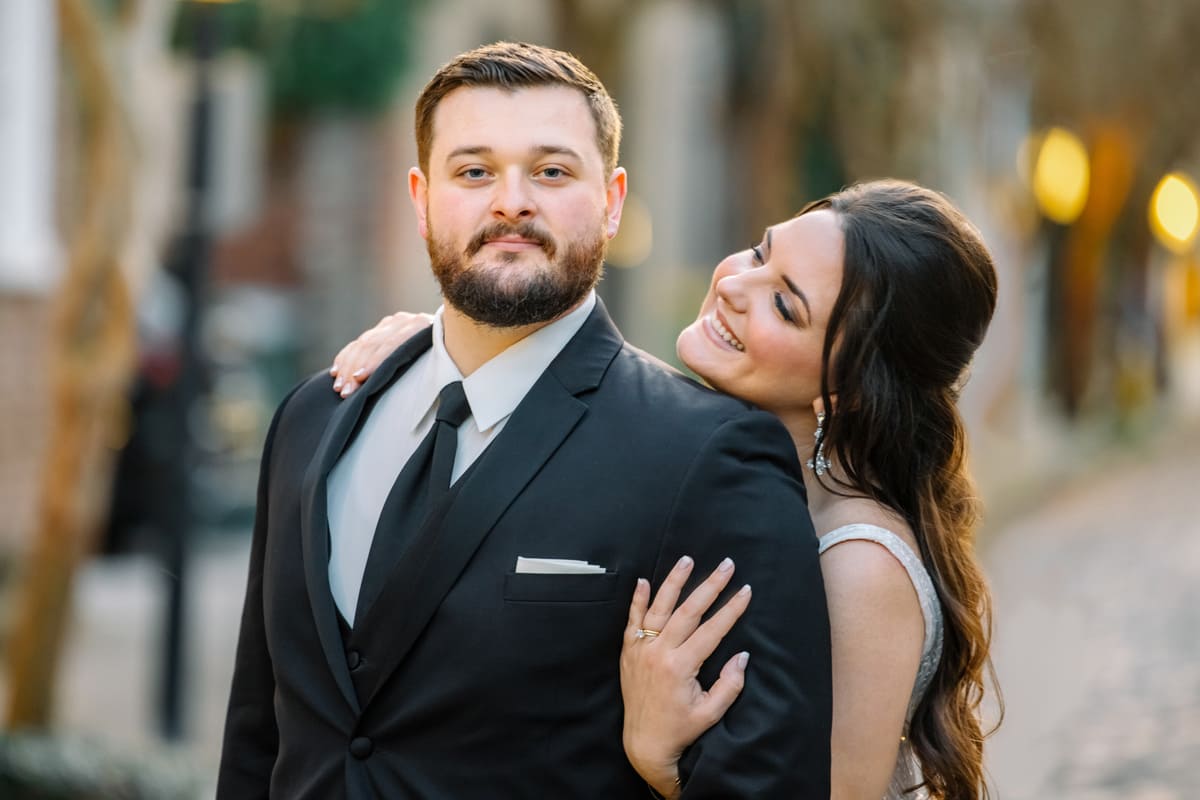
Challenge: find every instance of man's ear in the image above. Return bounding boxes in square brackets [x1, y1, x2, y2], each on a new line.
[605, 167, 628, 239]
[409, 167, 430, 239]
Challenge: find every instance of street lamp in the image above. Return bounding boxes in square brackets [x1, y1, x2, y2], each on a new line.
[1031, 127, 1090, 226]
[1149, 171, 1200, 254]
[156, 0, 243, 742]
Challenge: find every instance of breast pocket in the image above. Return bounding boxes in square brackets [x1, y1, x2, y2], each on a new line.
[502, 571, 621, 603]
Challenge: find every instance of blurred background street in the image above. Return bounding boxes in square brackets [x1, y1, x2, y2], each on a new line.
[984, 422, 1200, 799]
[1, 0, 1199, 797]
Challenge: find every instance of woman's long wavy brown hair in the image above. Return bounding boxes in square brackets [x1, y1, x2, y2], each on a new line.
[803, 180, 1002, 799]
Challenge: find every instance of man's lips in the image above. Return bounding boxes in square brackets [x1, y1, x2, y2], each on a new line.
[482, 237, 543, 252]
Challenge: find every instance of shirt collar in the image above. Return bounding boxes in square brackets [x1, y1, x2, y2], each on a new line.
[410, 291, 596, 434]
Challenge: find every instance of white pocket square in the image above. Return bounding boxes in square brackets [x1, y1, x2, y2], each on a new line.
[515, 557, 608, 575]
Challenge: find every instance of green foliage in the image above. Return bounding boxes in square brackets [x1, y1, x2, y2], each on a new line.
[267, 0, 421, 117]
[170, 0, 424, 117]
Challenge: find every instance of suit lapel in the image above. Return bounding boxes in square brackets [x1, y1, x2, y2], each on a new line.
[299, 328, 433, 712]
[354, 300, 625, 707]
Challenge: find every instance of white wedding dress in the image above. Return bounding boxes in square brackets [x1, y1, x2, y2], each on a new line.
[818, 524, 944, 800]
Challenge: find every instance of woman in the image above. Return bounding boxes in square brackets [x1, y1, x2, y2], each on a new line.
[329, 180, 1000, 799]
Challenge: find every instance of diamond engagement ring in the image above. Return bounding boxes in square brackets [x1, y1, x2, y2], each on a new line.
[635, 628, 661, 639]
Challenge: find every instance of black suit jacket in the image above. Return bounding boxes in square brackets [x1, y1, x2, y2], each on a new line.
[217, 300, 831, 798]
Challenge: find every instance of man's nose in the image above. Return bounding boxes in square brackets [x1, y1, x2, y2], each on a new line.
[491, 170, 535, 221]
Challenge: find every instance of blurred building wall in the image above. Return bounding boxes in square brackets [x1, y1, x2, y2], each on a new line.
[0, 2, 60, 555]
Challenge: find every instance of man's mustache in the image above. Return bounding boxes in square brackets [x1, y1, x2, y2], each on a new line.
[466, 223, 556, 258]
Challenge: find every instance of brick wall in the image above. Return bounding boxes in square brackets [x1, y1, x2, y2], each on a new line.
[0, 295, 53, 556]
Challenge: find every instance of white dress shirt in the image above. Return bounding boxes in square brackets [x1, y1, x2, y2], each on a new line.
[326, 292, 596, 624]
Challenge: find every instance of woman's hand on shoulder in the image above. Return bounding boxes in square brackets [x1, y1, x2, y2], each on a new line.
[329, 311, 434, 397]
[620, 556, 752, 799]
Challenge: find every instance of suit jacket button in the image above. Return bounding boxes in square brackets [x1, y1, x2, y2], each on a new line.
[347, 650, 362, 670]
[350, 736, 373, 759]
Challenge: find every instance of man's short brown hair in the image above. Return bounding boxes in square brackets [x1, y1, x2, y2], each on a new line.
[415, 41, 622, 175]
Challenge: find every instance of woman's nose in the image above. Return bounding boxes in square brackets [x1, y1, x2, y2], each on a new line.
[715, 270, 748, 314]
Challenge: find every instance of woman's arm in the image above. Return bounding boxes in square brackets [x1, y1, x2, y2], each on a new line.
[329, 311, 434, 396]
[620, 540, 928, 800]
[822, 540, 925, 800]
[620, 558, 753, 798]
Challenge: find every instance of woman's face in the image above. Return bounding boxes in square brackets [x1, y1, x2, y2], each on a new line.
[677, 209, 845, 421]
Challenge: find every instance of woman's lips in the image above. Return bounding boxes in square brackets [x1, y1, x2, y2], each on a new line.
[705, 312, 745, 352]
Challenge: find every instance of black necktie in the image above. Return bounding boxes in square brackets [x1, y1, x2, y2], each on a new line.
[350, 381, 472, 626]
[428, 381, 472, 501]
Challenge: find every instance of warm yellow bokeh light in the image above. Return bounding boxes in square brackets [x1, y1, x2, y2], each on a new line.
[1032, 127, 1090, 225]
[1149, 172, 1200, 254]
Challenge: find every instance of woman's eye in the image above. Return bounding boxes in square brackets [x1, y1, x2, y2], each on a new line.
[751, 244, 765, 264]
[773, 291, 795, 324]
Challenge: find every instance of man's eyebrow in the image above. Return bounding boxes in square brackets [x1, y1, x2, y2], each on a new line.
[444, 145, 584, 161]
[446, 145, 492, 160]
[532, 145, 583, 160]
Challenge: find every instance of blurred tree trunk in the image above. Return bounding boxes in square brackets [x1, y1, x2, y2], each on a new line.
[4, 0, 134, 729]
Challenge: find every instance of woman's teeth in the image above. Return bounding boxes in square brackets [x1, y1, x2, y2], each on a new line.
[712, 315, 745, 351]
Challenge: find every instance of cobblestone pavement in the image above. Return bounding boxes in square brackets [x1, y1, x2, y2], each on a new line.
[983, 425, 1200, 800]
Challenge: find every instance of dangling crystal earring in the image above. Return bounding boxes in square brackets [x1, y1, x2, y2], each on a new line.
[807, 412, 831, 476]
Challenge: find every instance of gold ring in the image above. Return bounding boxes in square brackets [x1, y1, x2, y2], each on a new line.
[635, 628, 661, 639]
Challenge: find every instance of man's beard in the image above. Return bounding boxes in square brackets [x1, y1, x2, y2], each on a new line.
[428, 219, 607, 328]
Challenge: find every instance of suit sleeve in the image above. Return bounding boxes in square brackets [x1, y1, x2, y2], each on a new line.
[662, 410, 832, 799]
[215, 385, 299, 798]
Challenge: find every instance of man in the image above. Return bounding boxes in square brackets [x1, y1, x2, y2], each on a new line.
[218, 42, 830, 798]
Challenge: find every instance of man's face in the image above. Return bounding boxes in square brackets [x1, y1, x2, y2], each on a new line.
[409, 86, 627, 328]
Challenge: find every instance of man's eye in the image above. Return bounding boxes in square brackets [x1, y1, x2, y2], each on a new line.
[751, 244, 765, 264]
[463, 168, 488, 179]
[540, 167, 565, 179]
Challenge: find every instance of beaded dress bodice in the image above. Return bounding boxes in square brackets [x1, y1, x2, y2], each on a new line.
[818, 523, 944, 800]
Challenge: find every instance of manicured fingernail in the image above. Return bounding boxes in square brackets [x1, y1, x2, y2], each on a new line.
[637, 578, 649, 590]
[737, 583, 751, 596]
[342, 384, 357, 397]
[333, 378, 343, 390]
[352, 368, 365, 378]
[718, 557, 734, 572]
[329, 365, 339, 375]
[737, 651, 749, 669]
[676, 555, 693, 570]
